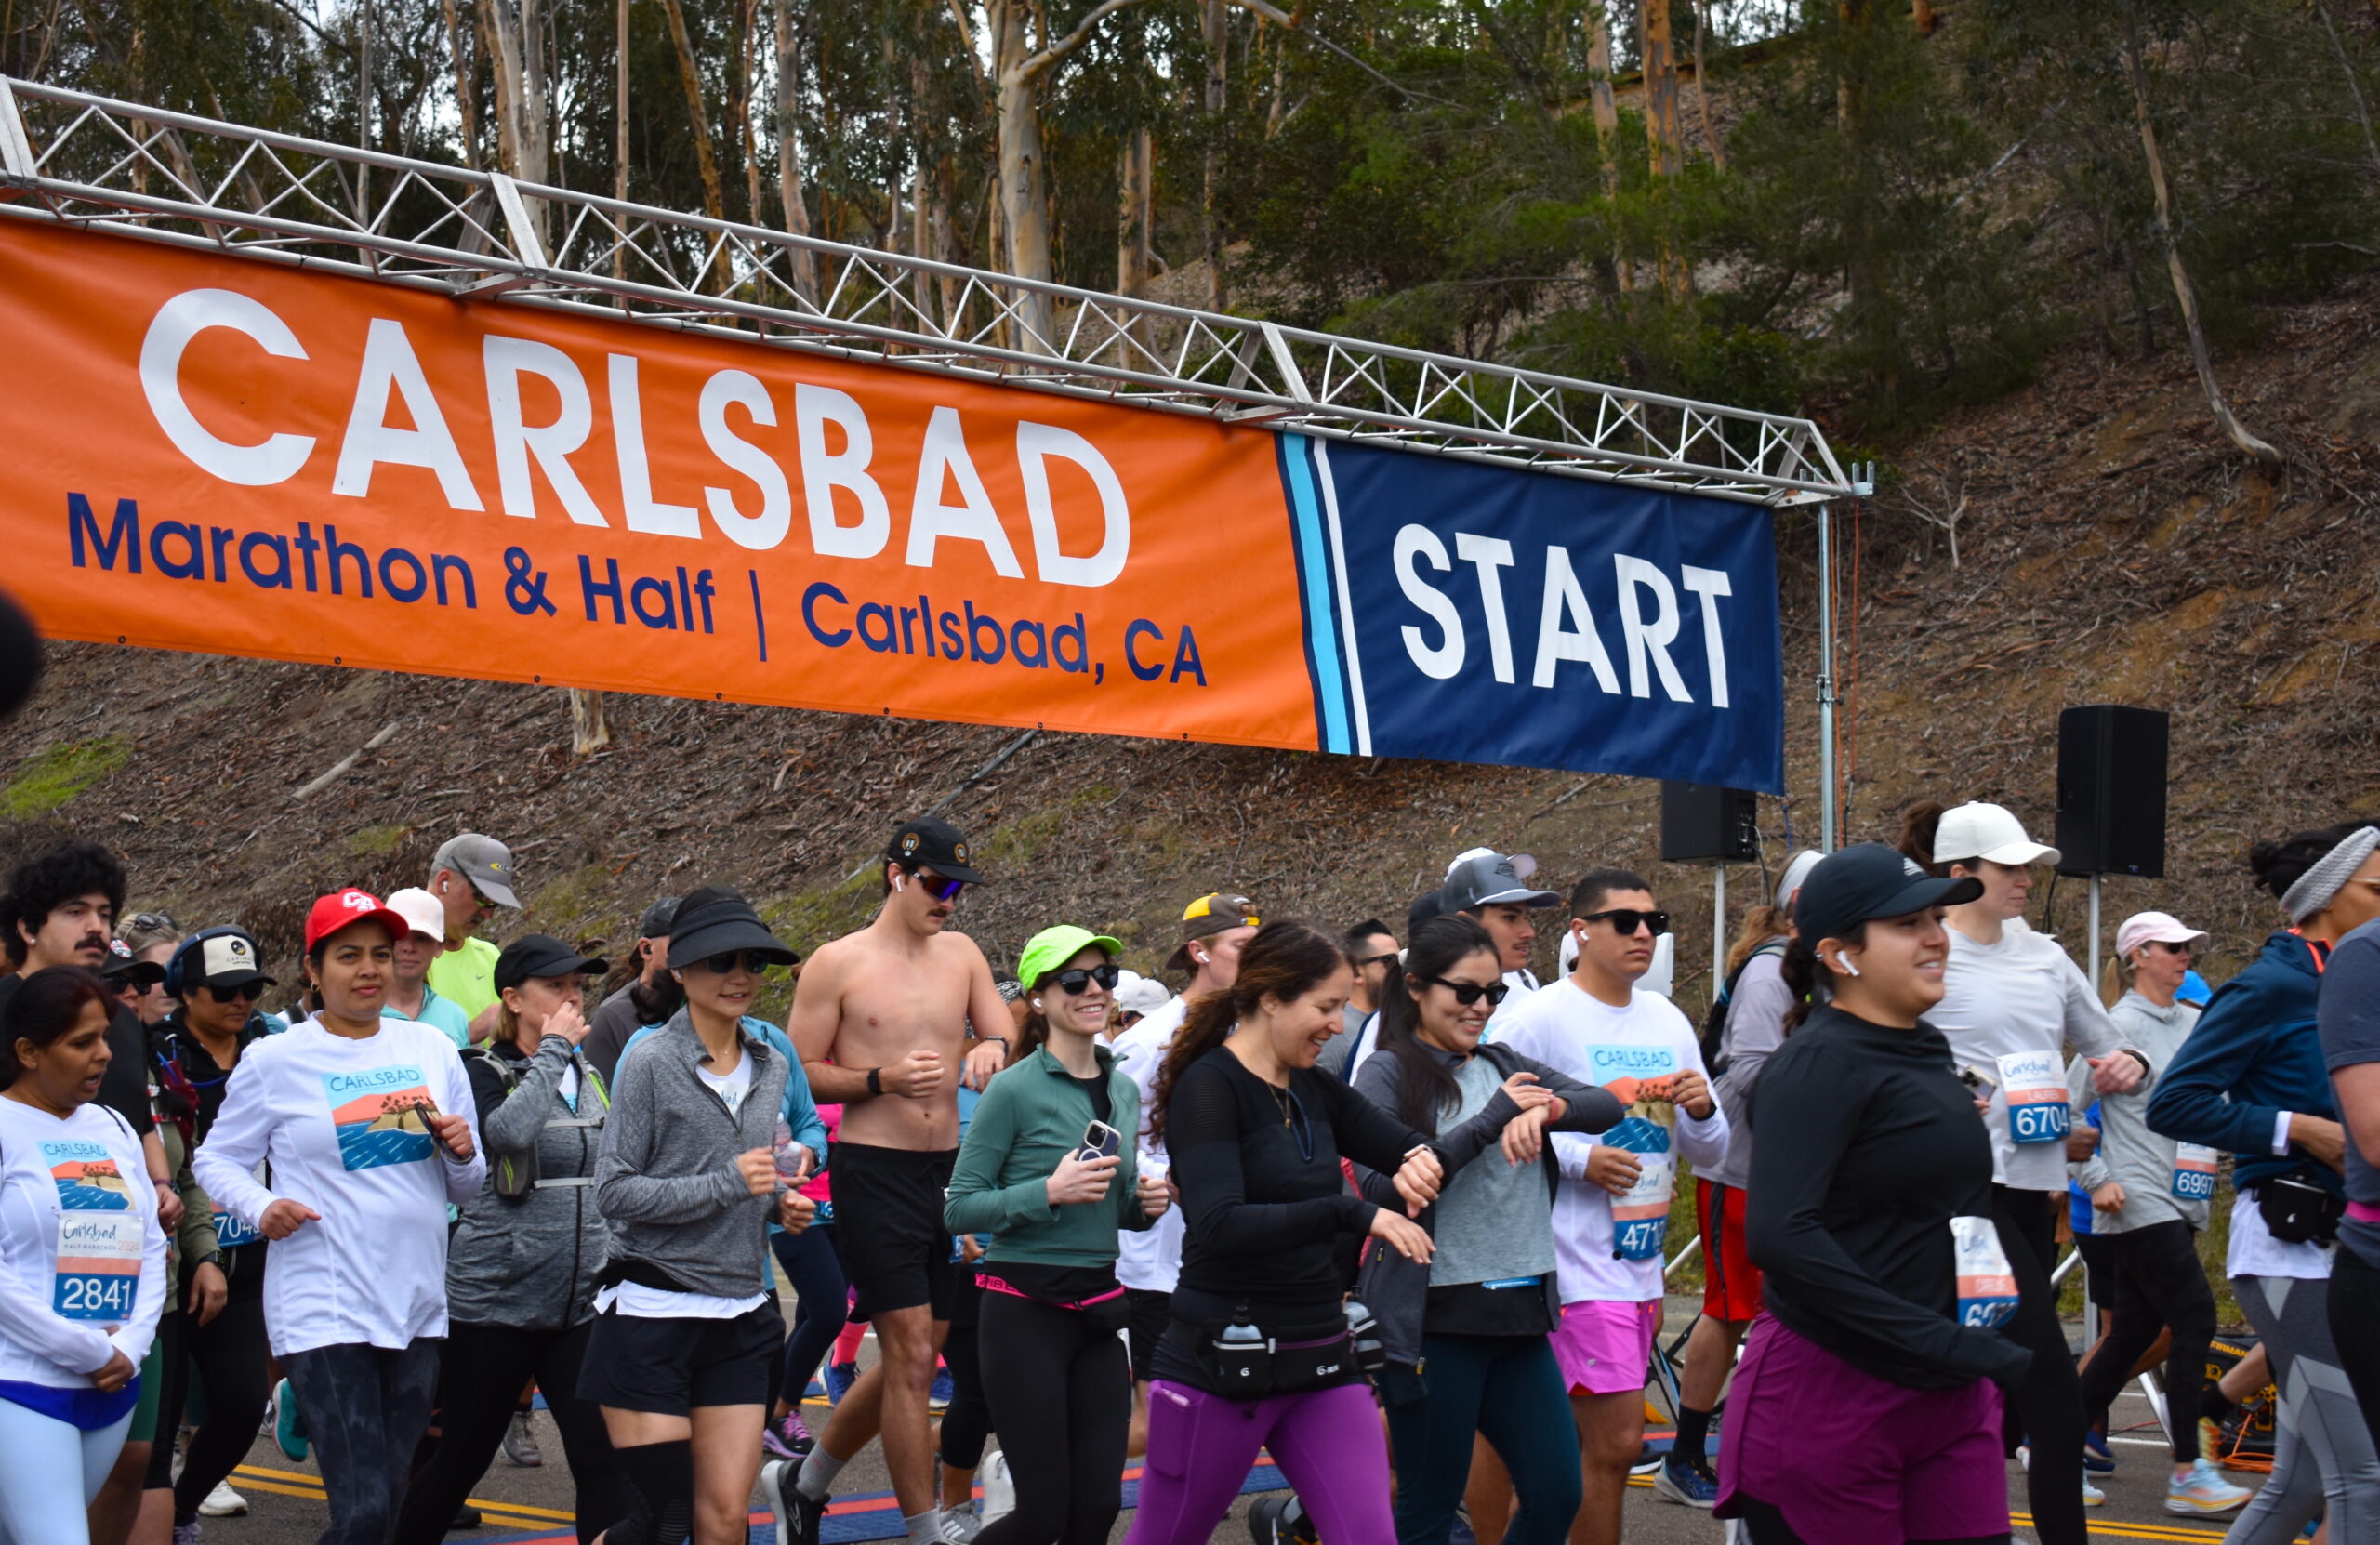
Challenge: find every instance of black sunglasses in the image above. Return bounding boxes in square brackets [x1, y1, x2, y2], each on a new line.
[1580, 908, 1671, 937]
[1355, 952, 1399, 969]
[1421, 975, 1511, 1008]
[698, 950, 780, 975]
[1050, 963, 1121, 996]
[203, 981, 266, 1003]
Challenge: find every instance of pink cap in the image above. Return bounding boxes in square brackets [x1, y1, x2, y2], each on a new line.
[2115, 911, 2207, 961]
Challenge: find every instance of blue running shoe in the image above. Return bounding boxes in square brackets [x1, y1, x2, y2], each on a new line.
[822, 1360, 859, 1406]
[1654, 1457, 1719, 1509]
[2083, 1429, 2117, 1474]
[272, 1377, 307, 1462]
[930, 1366, 955, 1413]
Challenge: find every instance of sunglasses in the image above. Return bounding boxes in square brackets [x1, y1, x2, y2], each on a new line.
[1421, 975, 1511, 1008]
[697, 950, 780, 975]
[1355, 952, 1399, 969]
[906, 869, 966, 903]
[1050, 963, 1121, 996]
[2144, 940, 2195, 956]
[202, 981, 266, 1003]
[1580, 908, 1672, 937]
[127, 911, 177, 933]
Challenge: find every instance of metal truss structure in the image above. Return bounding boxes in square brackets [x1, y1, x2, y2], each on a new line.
[0, 76, 1855, 506]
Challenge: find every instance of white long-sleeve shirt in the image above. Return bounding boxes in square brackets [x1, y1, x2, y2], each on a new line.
[0, 1097, 165, 1389]
[1490, 978, 1729, 1304]
[192, 1016, 483, 1356]
[1111, 996, 1186, 1293]
[1927, 927, 2135, 1193]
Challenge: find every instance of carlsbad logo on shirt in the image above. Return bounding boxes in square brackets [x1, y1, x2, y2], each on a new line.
[321, 1065, 438, 1170]
[41, 1141, 132, 1210]
[1584, 1044, 1679, 1261]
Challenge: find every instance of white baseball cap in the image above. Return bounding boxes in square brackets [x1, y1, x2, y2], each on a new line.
[1930, 802, 2060, 868]
[1113, 971, 1171, 1020]
[384, 887, 447, 942]
[2116, 911, 2207, 961]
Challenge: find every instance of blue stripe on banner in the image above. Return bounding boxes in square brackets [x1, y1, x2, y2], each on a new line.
[1278, 433, 1352, 754]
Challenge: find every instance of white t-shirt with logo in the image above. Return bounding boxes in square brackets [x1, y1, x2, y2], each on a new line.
[1489, 978, 1729, 1304]
[0, 1098, 166, 1388]
[192, 1016, 485, 1356]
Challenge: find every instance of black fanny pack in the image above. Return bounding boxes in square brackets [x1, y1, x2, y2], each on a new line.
[2257, 1170, 2344, 1247]
[1170, 1307, 1359, 1399]
[595, 1257, 702, 1295]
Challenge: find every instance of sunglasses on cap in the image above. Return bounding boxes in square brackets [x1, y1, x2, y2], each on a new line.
[1580, 908, 1672, 937]
[202, 981, 267, 1003]
[695, 950, 781, 975]
[1049, 964, 1121, 996]
[1421, 975, 1511, 1008]
[127, 911, 177, 933]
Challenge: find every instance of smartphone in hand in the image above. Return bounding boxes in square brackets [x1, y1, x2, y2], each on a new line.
[1079, 1120, 1123, 1164]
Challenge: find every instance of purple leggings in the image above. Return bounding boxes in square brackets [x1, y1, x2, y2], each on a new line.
[1122, 1379, 1394, 1545]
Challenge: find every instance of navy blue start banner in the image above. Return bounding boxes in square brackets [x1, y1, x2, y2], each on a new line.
[1276, 435, 1785, 792]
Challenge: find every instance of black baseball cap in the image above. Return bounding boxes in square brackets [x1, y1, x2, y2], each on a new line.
[886, 816, 984, 885]
[637, 896, 681, 939]
[494, 934, 609, 992]
[665, 887, 800, 970]
[1792, 843, 1983, 946]
[99, 939, 165, 988]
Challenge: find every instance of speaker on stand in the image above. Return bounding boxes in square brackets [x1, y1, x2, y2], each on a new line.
[1662, 783, 1759, 1003]
[2054, 706, 2170, 982]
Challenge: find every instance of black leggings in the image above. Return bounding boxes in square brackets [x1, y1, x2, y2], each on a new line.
[390, 1320, 628, 1545]
[1736, 1494, 2010, 1545]
[174, 1244, 271, 1525]
[2329, 1246, 2380, 1453]
[2077, 1219, 2214, 1464]
[974, 1291, 1130, 1545]
[770, 1222, 848, 1410]
[1991, 1187, 2084, 1545]
[142, 1310, 186, 1489]
[940, 1270, 993, 1470]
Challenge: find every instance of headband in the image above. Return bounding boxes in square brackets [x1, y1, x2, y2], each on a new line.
[2281, 826, 2380, 925]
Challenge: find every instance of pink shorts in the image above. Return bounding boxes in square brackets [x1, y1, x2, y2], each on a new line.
[1551, 1298, 1662, 1395]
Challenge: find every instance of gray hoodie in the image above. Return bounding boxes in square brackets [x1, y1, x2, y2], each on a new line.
[446, 1034, 611, 1330]
[2067, 991, 2209, 1235]
[594, 1011, 789, 1300]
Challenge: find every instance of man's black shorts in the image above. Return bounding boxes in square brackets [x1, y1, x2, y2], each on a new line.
[577, 1301, 782, 1415]
[1125, 1288, 1170, 1382]
[835, 1142, 959, 1322]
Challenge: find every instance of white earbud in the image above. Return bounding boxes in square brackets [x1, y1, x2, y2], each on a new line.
[1834, 955, 1861, 978]
[892, 873, 906, 891]
[1032, 998, 1042, 1010]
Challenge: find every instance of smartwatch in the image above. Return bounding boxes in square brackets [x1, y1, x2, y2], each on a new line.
[866, 1067, 883, 1097]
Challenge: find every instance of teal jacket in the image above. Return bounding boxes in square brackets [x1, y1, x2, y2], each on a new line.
[945, 1043, 1157, 1266]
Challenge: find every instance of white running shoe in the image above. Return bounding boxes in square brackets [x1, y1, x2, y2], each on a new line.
[198, 1481, 248, 1518]
[2167, 1459, 2253, 1515]
[2082, 1475, 2106, 1508]
[978, 1451, 1015, 1527]
[501, 1410, 544, 1467]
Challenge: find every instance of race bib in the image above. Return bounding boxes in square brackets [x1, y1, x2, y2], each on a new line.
[1611, 1149, 1675, 1261]
[55, 1211, 142, 1323]
[1996, 1051, 2069, 1145]
[213, 1209, 261, 1248]
[2172, 1143, 2220, 1202]
[1950, 1215, 2019, 1328]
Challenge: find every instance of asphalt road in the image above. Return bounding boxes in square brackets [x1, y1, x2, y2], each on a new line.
[188, 1294, 2255, 1545]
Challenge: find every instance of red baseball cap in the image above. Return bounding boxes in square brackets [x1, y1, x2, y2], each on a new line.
[304, 889, 411, 954]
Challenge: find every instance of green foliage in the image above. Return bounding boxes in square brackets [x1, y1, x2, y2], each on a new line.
[3, 737, 130, 820]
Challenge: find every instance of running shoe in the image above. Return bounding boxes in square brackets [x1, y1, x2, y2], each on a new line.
[272, 1377, 307, 1462]
[822, 1360, 860, 1406]
[197, 1481, 247, 1518]
[2082, 1476, 2106, 1508]
[1629, 1441, 1664, 1475]
[979, 1450, 1014, 1527]
[1249, 1493, 1321, 1543]
[762, 1409, 815, 1460]
[2083, 1429, 2116, 1474]
[763, 1458, 826, 1545]
[930, 1366, 954, 1413]
[2199, 1416, 2225, 1463]
[171, 1522, 202, 1545]
[2166, 1459, 2253, 1515]
[1654, 1457, 1720, 1509]
[933, 1510, 980, 1543]
[452, 1506, 481, 1526]
[501, 1409, 544, 1467]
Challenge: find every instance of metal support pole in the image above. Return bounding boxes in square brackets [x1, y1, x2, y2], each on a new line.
[2089, 874, 2103, 984]
[1818, 503, 1837, 852]
[1713, 865, 1726, 1003]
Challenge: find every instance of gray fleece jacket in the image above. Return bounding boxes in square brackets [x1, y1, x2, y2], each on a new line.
[446, 1034, 611, 1330]
[594, 1011, 789, 1300]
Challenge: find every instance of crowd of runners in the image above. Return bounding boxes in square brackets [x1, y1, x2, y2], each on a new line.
[4, 800, 2380, 1545]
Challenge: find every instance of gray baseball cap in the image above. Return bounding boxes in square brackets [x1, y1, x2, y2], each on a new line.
[430, 833, 521, 909]
[1441, 849, 1561, 912]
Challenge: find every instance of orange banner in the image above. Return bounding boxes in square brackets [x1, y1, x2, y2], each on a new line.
[0, 219, 1318, 751]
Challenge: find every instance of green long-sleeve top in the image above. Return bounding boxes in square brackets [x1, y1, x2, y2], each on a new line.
[945, 1043, 1157, 1266]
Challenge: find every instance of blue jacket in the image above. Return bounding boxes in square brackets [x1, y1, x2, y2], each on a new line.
[2146, 932, 2340, 1197]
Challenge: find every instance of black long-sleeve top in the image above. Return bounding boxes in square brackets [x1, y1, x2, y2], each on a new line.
[1745, 1002, 2032, 1391]
[1164, 1046, 1436, 1335]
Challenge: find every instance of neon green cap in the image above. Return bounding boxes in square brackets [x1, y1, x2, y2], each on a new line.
[1017, 925, 1124, 989]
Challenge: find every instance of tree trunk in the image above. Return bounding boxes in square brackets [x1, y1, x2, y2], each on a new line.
[734, 0, 763, 223]
[658, 0, 727, 224]
[614, 0, 628, 281]
[1641, 0, 1693, 298]
[568, 688, 611, 754]
[1588, 1, 1629, 292]
[1117, 125, 1153, 300]
[2121, 18, 2281, 468]
[1202, 0, 1228, 310]
[990, 0, 1060, 348]
[773, 0, 818, 302]
[441, 0, 478, 168]
[1691, 0, 1724, 169]
[2315, 0, 2380, 180]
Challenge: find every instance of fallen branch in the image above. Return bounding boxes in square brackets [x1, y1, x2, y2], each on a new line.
[292, 722, 399, 800]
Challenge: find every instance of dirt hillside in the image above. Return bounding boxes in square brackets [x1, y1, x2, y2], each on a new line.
[5, 278, 2377, 1012]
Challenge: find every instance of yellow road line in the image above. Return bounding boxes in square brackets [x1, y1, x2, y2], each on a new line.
[230, 1465, 573, 1526]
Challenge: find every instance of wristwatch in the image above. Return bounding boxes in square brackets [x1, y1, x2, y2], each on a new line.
[866, 1067, 883, 1097]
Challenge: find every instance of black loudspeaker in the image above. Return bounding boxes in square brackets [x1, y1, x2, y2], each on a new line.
[1661, 782, 1758, 864]
[2056, 706, 2168, 878]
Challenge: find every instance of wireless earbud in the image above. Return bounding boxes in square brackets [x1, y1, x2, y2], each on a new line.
[892, 873, 906, 891]
[1032, 998, 1042, 1010]
[1834, 955, 1861, 978]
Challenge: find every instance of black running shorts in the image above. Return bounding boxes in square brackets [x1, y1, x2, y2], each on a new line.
[578, 1301, 782, 1415]
[833, 1142, 959, 1322]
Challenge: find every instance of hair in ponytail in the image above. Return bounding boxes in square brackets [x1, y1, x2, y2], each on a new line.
[1778, 921, 1869, 1035]
[1150, 919, 1348, 1145]
[1376, 915, 1499, 1134]
[1897, 801, 1950, 878]
[1725, 905, 1792, 976]
[2247, 821, 2379, 902]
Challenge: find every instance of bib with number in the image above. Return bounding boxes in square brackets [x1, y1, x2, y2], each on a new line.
[1996, 1050, 2069, 1145]
[55, 1212, 142, 1323]
[1950, 1215, 2018, 1327]
[1611, 1149, 1675, 1261]
[2172, 1143, 2220, 1202]
[213, 1158, 267, 1248]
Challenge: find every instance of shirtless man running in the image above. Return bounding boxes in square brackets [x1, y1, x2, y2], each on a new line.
[774, 816, 1009, 1545]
